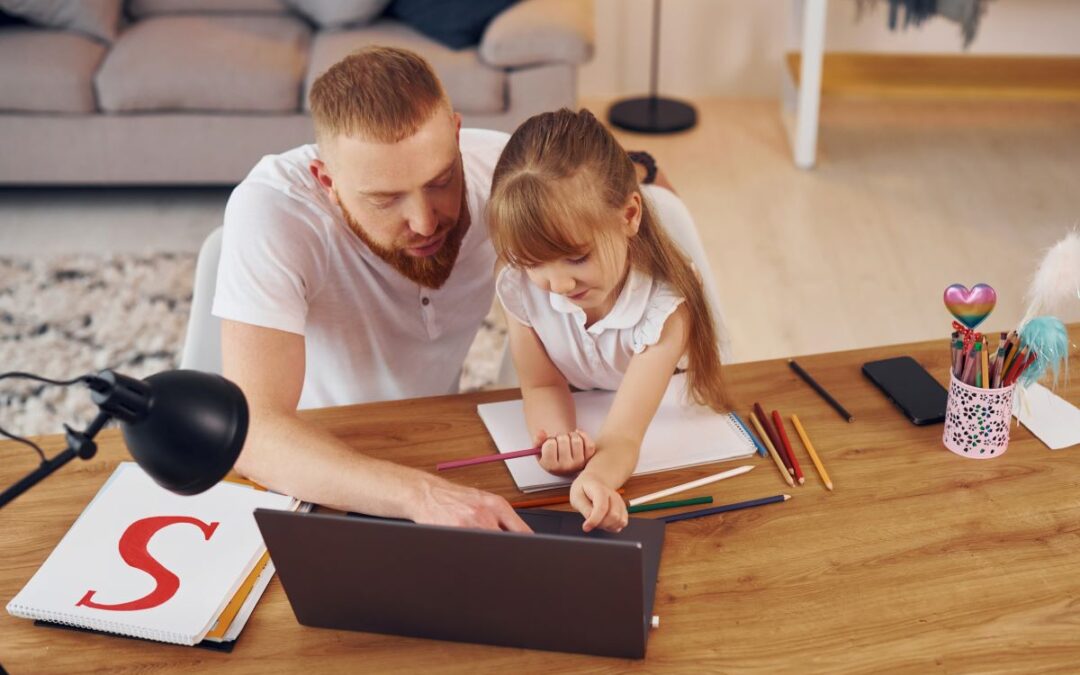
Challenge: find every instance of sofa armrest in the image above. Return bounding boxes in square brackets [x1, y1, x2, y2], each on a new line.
[479, 0, 593, 69]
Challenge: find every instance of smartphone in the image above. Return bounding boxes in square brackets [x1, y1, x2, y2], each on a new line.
[862, 356, 948, 425]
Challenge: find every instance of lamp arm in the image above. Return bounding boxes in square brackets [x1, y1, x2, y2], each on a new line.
[0, 410, 112, 510]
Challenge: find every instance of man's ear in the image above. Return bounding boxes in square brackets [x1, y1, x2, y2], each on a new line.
[624, 191, 643, 236]
[453, 111, 462, 141]
[309, 159, 337, 204]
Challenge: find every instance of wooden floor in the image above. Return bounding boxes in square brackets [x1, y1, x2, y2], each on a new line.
[584, 96, 1080, 363]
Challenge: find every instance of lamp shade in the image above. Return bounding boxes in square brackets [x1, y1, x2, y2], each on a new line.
[113, 370, 248, 495]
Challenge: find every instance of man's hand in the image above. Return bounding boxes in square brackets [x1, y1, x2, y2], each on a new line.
[535, 428, 596, 475]
[570, 474, 628, 533]
[410, 475, 532, 533]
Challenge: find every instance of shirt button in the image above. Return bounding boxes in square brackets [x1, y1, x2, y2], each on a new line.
[421, 297, 430, 306]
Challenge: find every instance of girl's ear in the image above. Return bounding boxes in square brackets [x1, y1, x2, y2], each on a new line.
[623, 191, 643, 236]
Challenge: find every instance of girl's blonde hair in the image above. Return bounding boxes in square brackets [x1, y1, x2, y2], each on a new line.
[489, 108, 728, 411]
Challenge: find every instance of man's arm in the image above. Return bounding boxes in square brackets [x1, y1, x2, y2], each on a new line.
[221, 319, 530, 532]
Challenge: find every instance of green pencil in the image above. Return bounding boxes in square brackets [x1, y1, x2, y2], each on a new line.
[628, 496, 713, 514]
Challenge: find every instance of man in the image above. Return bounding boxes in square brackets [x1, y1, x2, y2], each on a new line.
[214, 47, 529, 532]
[214, 47, 678, 532]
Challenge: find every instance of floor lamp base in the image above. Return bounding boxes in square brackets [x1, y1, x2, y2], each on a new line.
[608, 97, 697, 134]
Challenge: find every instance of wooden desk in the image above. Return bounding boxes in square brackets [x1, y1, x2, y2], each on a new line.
[3, 328, 1079, 673]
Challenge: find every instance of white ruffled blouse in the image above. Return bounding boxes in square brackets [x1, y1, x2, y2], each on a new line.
[496, 266, 686, 391]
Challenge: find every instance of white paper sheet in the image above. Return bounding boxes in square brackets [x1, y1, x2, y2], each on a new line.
[478, 374, 757, 492]
[1014, 382, 1080, 450]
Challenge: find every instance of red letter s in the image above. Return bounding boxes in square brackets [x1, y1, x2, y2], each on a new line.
[77, 516, 219, 611]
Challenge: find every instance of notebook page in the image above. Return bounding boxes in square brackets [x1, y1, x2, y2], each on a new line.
[6, 462, 293, 645]
[478, 374, 756, 492]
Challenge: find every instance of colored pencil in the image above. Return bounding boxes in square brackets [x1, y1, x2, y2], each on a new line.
[788, 359, 854, 423]
[732, 411, 768, 457]
[790, 414, 833, 490]
[980, 338, 990, 389]
[628, 496, 713, 514]
[960, 344, 978, 385]
[660, 494, 791, 524]
[771, 410, 804, 485]
[1001, 340, 1022, 379]
[1000, 346, 1028, 387]
[754, 402, 793, 475]
[627, 465, 755, 507]
[511, 488, 625, 509]
[1004, 350, 1037, 387]
[437, 446, 540, 471]
[748, 412, 795, 488]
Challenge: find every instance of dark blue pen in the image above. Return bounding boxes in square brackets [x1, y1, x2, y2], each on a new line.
[661, 494, 790, 523]
[732, 412, 767, 457]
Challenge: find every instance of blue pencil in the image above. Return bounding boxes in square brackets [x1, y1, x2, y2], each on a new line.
[732, 412, 768, 457]
[660, 494, 790, 523]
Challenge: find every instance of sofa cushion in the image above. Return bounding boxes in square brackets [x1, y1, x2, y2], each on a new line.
[284, 0, 389, 28]
[386, 0, 516, 50]
[305, 20, 505, 115]
[0, 28, 107, 112]
[479, 0, 593, 68]
[127, 0, 288, 18]
[0, 0, 122, 43]
[96, 16, 310, 113]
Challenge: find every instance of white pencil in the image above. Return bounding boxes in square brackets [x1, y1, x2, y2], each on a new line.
[628, 465, 755, 507]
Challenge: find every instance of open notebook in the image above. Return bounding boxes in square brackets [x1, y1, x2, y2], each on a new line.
[6, 462, 299, 646]
[478, 373, 757, 492]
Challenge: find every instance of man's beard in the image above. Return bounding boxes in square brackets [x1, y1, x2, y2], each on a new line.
[338, 191, 469, 290]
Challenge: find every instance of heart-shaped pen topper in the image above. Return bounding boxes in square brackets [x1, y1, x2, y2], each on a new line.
[943, 283, 997, 330]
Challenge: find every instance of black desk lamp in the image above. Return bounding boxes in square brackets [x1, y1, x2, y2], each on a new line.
[608, 0, 697, 134]
[0, 369, 248, 509]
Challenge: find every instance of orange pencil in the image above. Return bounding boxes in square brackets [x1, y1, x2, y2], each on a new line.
[511, 488, 624, 509]
[980, 338, 990, 389]
[771, 410, 804, 485]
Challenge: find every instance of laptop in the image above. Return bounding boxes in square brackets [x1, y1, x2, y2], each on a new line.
[254, 508, 665, 658]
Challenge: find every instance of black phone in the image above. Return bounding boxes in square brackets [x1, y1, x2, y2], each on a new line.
[862, 356, 948, 425]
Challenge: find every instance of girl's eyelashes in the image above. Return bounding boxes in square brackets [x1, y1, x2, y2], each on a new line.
[567, 253, 590, 265]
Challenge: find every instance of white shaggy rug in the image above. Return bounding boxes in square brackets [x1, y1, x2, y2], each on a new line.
[0, 253, 506, 439]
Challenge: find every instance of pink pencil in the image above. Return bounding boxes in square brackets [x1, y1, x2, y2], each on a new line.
[436, 447, 541, 471]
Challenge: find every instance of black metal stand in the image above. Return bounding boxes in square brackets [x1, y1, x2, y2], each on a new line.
[608, 0, 697, 134]
[0, 411, 111, 509]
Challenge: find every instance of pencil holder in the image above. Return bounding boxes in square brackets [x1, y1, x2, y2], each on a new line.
[942, 372, 1015, 459]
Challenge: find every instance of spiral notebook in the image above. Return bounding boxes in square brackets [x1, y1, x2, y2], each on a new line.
[478, 373, 757, 492]
[6, 462, 297, 646]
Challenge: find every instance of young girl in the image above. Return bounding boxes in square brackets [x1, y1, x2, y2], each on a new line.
[488, 108, 728, 534]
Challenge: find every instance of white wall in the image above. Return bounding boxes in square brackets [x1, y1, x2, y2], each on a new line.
[579, 0, 1080, 100]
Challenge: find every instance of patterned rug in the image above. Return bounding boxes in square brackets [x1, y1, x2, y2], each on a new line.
[0, 253, 506, 439]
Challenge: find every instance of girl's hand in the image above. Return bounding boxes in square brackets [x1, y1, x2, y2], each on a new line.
[570, 474, 628, 533]
[534, 428, 596, 475]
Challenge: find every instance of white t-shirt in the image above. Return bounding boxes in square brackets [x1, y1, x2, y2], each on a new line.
[496, 265, 686, 391]
[212, 129, 509, 409]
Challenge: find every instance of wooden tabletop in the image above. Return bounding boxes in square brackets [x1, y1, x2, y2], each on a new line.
[2, 327, 1078, 674]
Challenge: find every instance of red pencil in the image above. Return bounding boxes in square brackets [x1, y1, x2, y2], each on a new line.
[754, 402, 793, 476]
[1004, 350, 1037, 387]
[1000, 347, 1029, 388]
[771, 410, 804, 485]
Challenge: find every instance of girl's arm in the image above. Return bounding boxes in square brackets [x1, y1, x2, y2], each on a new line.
[506, 317, 594, 474]
[572, 305, 691, 531]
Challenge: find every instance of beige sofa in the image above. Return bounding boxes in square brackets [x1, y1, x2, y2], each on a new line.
[0, 0, 593, 185]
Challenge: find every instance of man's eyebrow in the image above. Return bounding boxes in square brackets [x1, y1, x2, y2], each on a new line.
[357, 158, 456, 198]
